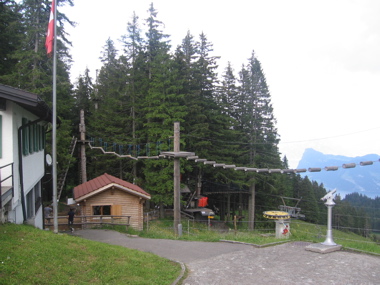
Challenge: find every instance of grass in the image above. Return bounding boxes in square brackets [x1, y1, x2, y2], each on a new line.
[2, 219, 379, 284]
[290, 220, 380, 254]
[0, 224, 181, 285]
[106, 218, 380, 255]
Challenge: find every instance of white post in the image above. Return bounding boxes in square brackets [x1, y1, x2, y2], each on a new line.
[321, 190, 337, 246]
[52, 0, 58, 234]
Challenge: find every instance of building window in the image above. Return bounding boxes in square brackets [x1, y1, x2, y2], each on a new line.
[26, 190, 34, 219]
[26, 182, 42, 219]
[22, 119, 45, 156]
[34, 183, 41, 214]
[93, 205, 111, 215]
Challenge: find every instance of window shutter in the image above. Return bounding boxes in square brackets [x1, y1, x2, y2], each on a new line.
[22, 118, 29, 155]
[42, 125, 46, 149]
[28, 121, 33, 154]
[111, 205, 122, 217]
[34, 123, 38, 152]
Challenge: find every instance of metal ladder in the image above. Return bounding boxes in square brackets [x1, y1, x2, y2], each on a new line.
[57, 136, 77, 201]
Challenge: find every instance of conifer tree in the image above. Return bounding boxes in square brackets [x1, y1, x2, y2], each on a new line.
[140, 4, 187, 211]
[86, 38, 129, 179]
[74, 68, 93, 116]
[119, 11, 146, 182]
[0, 0, 76, 200]
[0, 1, 23, 78]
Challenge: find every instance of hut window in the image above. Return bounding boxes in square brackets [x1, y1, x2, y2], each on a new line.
[93, 205, 111, 215]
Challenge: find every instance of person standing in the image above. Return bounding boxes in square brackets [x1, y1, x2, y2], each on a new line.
[68, 208, 75, 232]
[44, 205, 53, 224]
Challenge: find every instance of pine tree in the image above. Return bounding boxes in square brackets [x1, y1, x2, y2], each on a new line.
[140, 3, 187, 211]
[74, 68, 93, 115]
[0, 0, 75, 200]
[237, 51, 280, 168]
[298, 176, 320, 223]
[0, 1, 24, 77]
[86, 38, 128, 179]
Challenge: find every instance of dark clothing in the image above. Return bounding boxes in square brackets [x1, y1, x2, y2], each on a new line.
[44, 206, 52, 217]
[68, 210, 75, 226]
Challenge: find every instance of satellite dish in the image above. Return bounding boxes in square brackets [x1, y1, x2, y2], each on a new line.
[46, 154, 52, 166]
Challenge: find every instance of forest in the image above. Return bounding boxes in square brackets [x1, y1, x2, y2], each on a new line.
[1, 0, 378, 235]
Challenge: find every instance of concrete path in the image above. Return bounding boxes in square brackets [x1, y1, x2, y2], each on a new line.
[73, 229, 380, 285]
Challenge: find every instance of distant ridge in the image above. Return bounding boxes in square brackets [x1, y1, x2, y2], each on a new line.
[297, 148, 380, 198]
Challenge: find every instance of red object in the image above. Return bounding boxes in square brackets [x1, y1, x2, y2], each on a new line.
[198, 197, 208, 207]
[45, 0, 55, 55]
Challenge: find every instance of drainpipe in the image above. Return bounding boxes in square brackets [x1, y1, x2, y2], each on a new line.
[17, 118, 45, 223]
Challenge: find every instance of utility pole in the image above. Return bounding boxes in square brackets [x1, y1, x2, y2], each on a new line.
[173, 122, 181, 236]
[79, 109, 87, 183]
[161, 123, 194, 237]
[248, 182, 255, 230]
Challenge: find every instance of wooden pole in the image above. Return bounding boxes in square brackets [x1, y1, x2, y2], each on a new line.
[248, 182, 255, 230]
[227, 193, 231, 222]
[173, 122, 181, 236]
[79, 109, 87, 183]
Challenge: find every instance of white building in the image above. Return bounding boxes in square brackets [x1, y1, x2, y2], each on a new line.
[0, 84, 55, 229]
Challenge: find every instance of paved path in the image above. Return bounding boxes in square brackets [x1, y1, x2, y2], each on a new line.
[73, 229, 380, 285]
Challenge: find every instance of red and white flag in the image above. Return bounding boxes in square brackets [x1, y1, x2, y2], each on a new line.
[45, 0, 55, 55]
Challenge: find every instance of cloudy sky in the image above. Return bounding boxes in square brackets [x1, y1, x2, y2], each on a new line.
[61, 0, 380, 168]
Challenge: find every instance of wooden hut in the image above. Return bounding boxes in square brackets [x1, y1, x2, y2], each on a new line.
[73, 173, 150, 230]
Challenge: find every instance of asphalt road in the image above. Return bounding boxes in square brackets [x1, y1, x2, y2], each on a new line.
[73, 229, 380, 285]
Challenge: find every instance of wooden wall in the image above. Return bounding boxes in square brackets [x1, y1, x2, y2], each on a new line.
[80, 187, 145, 230]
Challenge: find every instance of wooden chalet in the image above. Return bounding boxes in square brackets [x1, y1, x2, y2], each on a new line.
[73, 173, 150, 230]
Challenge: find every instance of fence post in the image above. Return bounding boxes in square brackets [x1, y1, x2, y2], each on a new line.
[146, 212, 149, 232]
[234, 215, 237, 236]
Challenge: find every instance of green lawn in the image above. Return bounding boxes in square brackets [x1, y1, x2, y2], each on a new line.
[124, 218, 380, 255]
[0, 224, 181, 285]
[2, 219, 379, 284]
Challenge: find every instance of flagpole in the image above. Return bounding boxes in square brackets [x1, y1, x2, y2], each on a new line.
[52, 0, 58, 234]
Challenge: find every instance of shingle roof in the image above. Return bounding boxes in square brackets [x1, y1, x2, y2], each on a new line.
[73, 173, 150, 201]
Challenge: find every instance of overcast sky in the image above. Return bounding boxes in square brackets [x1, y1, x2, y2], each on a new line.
[61, 0, 380, 168]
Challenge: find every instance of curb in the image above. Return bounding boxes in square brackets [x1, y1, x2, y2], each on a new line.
[171, 260, 186, 285]
[219, 239, 291, 248]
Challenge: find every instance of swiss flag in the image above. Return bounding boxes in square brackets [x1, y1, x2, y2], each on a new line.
[45, 0, 55, 55]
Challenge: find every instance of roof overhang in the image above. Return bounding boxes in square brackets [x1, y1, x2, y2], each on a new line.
[75, 183, 151, 202]
[0, 84, 56, 123]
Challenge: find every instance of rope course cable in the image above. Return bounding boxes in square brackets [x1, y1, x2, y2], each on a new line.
[87, 136, 380, 173]
[88, 136, 173, 160]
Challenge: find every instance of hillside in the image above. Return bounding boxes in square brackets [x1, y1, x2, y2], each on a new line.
[0, 224, 180, 285]
[297, 148, 380, 198]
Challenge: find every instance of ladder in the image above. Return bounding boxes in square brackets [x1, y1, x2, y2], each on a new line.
[57, 136, 77, 201]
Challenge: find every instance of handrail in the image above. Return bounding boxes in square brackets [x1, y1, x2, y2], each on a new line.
[0, 162, 14, 209]
[0, 162, 13, 183]
[0, 162, 14, 170]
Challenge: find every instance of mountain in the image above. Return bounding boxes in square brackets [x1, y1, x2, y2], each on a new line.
[297, 148, 380, 198]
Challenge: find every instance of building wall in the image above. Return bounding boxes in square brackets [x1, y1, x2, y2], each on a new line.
[80, 187, 145, 230]
[1, 101, 46, 228]
[0, 101, 15, 186]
